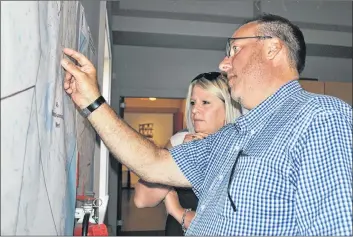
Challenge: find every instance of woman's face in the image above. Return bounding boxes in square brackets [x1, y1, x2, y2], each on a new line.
[190, 85, 226, 134]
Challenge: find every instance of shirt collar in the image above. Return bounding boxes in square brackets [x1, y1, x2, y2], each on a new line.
[234, 80, 303, 134]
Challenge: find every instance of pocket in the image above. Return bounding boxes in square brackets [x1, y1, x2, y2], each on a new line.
[217, 190, 237, 218]
[217, 154, 294, 218]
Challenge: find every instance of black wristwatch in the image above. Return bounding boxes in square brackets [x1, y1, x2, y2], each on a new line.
[80, 96, 106, 118]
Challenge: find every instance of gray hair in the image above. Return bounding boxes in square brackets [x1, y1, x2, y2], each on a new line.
[245, 13, 306, 74]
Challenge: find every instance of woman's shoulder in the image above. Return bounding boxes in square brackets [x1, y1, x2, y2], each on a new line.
[170, 129, 189, 147]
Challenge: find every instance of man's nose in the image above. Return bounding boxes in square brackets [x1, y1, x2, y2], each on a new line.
[219, 56, 232, 73]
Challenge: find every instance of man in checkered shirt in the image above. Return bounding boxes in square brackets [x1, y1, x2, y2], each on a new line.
[61, 14, 352, 236]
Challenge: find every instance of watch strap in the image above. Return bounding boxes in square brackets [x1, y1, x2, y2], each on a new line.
[81, 96, 106, 118]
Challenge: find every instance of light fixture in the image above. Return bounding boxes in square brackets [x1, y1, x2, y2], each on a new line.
[149, 97, 157, 101]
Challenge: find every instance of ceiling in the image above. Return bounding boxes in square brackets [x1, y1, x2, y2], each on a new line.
[108, 0, 352, 58]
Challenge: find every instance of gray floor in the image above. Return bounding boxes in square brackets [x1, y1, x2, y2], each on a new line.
[121, 189, 167, 232]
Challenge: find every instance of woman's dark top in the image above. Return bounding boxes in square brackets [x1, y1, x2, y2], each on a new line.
[164, 187, 199, 236]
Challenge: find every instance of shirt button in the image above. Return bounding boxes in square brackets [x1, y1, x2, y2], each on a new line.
[234, 145, 240, 151]
[250, 129, 256, 135]
[218, 175, 223, 180]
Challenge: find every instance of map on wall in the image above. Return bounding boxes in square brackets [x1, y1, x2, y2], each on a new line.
[1, 1, 96, 235]
[76, 3, 97, 202]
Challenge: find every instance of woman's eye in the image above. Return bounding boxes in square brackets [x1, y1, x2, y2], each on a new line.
[202, 101, 210, 105]
[190, 101, 195, 106]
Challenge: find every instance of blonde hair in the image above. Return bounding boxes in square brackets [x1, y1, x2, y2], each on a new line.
[185, 73, 242, 133]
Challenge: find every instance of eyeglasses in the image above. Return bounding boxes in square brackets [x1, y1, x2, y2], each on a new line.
[191, 72, 222, 82]
[227, 149, 247, 212]
[225, 36, 273, 57]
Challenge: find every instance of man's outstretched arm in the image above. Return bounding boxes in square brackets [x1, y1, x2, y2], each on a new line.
[89, 103, 190, 187]
[60, 48, 190, 187]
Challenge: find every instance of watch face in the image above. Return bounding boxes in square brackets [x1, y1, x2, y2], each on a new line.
[80, 108, 90, 118]
[80, 96, 106, 118]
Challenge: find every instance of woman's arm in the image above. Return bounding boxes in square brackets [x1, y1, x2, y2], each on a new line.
[134, 179, 171, 208]
[164, 190, 195, 230]
[134, 140, 174, 208]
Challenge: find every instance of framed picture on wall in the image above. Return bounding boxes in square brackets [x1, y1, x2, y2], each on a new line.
[138, 123, 154, 138]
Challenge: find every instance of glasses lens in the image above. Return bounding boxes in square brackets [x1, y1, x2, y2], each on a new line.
[225, 39, 230, 57]
[226, 38, 234, 57]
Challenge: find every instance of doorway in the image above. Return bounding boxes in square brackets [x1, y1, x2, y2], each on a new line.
[118, 97, 185, 234]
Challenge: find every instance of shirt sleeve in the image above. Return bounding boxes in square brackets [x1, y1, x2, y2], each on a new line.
[170, 131, 189, 147]
[294, 110, 353, 236]
[169, 133, 215, 198]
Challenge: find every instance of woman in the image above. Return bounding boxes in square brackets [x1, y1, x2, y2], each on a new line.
[134, 72, 242, 235]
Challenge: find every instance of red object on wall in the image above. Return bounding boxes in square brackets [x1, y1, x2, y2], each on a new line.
[73, 223, 108, 236]
[76, 195, 96, 201]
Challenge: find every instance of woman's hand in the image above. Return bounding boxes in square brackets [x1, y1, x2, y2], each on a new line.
[183, 132, 209, 143]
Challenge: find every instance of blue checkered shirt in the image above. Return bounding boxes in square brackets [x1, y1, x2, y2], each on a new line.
[170, 80, 352, 236]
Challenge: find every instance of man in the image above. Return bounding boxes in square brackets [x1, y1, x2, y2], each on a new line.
[61, 14, 352, 236]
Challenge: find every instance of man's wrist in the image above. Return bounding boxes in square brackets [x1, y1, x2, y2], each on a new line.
[80, 95, 106, 118]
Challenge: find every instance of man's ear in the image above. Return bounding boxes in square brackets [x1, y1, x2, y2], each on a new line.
[265, 38, 282, 60]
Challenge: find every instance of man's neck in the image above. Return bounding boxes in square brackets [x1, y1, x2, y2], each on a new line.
[244, 70, 299, 110]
